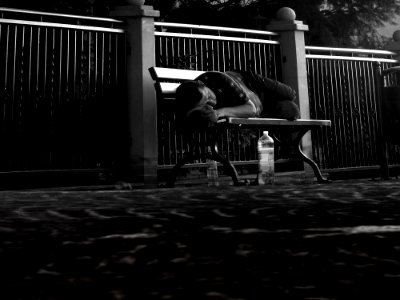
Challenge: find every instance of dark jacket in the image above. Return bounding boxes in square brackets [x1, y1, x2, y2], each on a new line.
[196, 70, 299, 120]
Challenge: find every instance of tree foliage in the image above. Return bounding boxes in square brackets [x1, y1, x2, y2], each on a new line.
[147, 0, 400, 48]
[317, 0, 400, 47]
[0, 0, 121, 15]
[0, 0, 399, 47]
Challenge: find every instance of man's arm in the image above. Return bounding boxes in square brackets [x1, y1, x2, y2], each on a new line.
[215, 101, 257, 119]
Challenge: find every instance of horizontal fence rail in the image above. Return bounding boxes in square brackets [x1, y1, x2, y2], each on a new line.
[0, 8, 126, 171]
[0, 7, 124, 26]
[306, 46, 400, 173]
[154, 22, 283, 170]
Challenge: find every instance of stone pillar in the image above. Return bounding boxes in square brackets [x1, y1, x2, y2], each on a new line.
[111, 4, 160, 186]
[267, 7, 315, 180]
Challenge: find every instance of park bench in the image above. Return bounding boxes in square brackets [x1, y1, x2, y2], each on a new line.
[149, 66, 331, 187]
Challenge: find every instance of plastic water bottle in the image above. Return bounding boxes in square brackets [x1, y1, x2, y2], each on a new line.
[207, 159, 219, 186]
[258, 131, 274, 185]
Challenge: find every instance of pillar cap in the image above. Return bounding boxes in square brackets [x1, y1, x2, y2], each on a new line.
[393, 30, 400, 42]
[276, 7, 296, 21]
[267, 7, 308, 32]
[383, 30, 400, 52]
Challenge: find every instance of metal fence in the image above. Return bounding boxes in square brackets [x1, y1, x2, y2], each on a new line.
[306, 46, 400, 173]
[154, 22, 282, 169]
[2, 9, 398, 178]
[154, 21, 400, 176]
[0, 8, 126, 171]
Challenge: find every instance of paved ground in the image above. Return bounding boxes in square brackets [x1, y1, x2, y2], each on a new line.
[1, 178, 400, 299]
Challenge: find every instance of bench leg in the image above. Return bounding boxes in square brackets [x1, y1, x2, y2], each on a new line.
[164, 154, 195, 187]
[207, 133, 244, 186]
[164, 135, 244, 187]
[296, 143, 329, 183]
[291, 129, 329, 183]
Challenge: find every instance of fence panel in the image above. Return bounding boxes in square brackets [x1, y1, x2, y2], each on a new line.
[306, 46, 400, 173]
[0, 9, 126, 171]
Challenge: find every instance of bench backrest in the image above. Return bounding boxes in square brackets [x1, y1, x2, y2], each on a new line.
[149, 67, 205, 99]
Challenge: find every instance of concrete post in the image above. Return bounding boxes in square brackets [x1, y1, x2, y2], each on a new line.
[111, 5, 160, 186]
[267, 7, 315, 180]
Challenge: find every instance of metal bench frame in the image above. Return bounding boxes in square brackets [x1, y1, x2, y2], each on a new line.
[149, 67, 331, 186]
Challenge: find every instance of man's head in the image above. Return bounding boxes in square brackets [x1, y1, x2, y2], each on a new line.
[175, 80, 218, 129]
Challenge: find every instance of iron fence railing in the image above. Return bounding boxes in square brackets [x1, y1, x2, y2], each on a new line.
[0, 7, 126, 171]
[154, 22, 282, 169]
[154, 23, 400, 176]
[2, 9, 397, 178]
[306, 46, 400, 172]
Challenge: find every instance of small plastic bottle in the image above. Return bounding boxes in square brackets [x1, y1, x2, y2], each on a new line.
[207, 159, 219, 186]
[258, 131, 275, 185]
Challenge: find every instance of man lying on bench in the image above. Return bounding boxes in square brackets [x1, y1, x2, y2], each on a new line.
[175, 70, 300, 128]
[164, 69, 329, 186]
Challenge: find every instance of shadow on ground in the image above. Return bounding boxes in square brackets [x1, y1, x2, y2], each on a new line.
[1, 178, 400, 299]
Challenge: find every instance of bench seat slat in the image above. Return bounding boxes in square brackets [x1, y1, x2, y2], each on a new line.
[150, 67, 204, 81]
[223, 117, 331, 127]
[158, 82, 180, 95]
